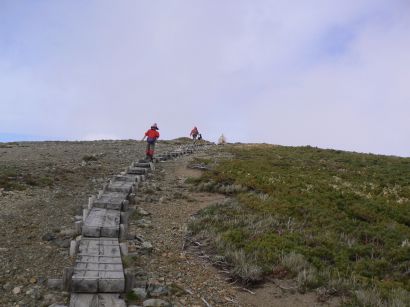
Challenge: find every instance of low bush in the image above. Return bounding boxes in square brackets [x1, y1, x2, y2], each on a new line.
[82, 154, 98, 162]
[0, 166, 54, 190]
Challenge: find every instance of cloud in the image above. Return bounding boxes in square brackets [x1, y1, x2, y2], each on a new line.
[0, 0, 409, 156]
[246, 3, 410, 156]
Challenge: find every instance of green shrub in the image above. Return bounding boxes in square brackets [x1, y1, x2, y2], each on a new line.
[82, 154, 98, 162]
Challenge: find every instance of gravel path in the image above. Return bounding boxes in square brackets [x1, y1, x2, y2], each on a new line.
[128, 153, 238, 306]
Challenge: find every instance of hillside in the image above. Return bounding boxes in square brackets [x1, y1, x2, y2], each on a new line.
[1, 141, 409, 306]
[187, 144, 410, 306]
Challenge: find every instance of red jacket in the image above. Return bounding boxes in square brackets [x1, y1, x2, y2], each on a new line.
[190, 128, 198, 136]
[145, 129, 160, 139]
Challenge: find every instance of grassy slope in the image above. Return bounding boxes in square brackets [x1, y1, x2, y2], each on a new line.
[188, 144, 410, 305]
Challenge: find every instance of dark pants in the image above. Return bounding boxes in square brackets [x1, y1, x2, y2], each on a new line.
[146, 142, 156, 160]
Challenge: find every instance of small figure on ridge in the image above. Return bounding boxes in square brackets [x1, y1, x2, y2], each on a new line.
[190, 126, 199, 143]
[218, 134, 226, 145]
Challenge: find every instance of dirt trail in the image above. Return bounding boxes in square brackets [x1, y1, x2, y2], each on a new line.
[128, 150, 340, 307]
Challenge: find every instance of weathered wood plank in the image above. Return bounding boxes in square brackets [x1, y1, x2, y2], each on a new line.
[75, 256, 122, 264]
[69, 293, 126, 307]
[72, 238, 125, 293]
[71, 274, 98, 293]
[93, 192, 127, 211]
[105, 181, 133, 193]
[127, 166, 147, 175]
[82, 208, 120, 238]
[133, 162, 151, 168]
[111, 174, 138, 183]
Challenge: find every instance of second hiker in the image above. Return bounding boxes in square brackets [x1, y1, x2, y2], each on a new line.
[190, 126, 199, 142]
[142, 123, 160, 161]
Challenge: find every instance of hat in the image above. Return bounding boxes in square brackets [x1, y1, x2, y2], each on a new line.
[151, 123, 159, 130]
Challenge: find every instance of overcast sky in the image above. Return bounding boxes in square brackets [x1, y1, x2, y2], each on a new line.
[1, 1, 409, 156]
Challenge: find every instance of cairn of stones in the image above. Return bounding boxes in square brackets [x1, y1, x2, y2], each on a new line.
[49, 144, 202, 306]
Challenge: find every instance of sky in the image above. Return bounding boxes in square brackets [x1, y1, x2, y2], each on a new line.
[1, 0, 409, 156]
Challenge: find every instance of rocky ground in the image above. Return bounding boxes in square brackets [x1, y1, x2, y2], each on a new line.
[0, 141, 340, 307]
[0, 140, 175, 306]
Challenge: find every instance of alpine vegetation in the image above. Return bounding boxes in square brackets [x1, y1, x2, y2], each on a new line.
[188, 144, 410, 305]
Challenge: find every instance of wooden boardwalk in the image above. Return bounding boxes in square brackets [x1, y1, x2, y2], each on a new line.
[60, 144, 202, 306]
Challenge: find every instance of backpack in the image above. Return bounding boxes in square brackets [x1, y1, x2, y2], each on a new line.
[147, 137, 156, 144]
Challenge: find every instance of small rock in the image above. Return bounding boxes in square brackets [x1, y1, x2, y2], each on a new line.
[143, 299, 171, 307]
[3, 282, 11, 290]
[42, 233, 56, 241]
[132, 287, 147, 300]
[137, 207, 150, 216]
[137, 219, 152, 228]
[26, 288, 34, 295]
[12, 286, 21, 294]
[26, 286, 41, 299]
[141, 242, 153, 251]
[53, 238, 70, 248]
[142, 241, 153, 248]
[47, 279, 63, 290]
[59, 228, 76, 237]
[147, 284, 169, 297]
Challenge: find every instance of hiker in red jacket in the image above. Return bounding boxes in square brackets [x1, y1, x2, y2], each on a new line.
[142, 123, 160, 161]
[190, 126, 199, 142]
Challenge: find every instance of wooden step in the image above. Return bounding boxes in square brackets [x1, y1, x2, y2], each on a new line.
[82, 208, 120, 238]
[69, 293, 126, 307]
[127, 167, 147, 175]
[105, 181, 134, 193]
[92, 192, 128, 211]
[72, 238, 125, 293]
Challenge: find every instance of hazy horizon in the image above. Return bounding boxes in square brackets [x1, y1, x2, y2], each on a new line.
[1, 1, 409, 157]
[1, 133, 408, 159]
